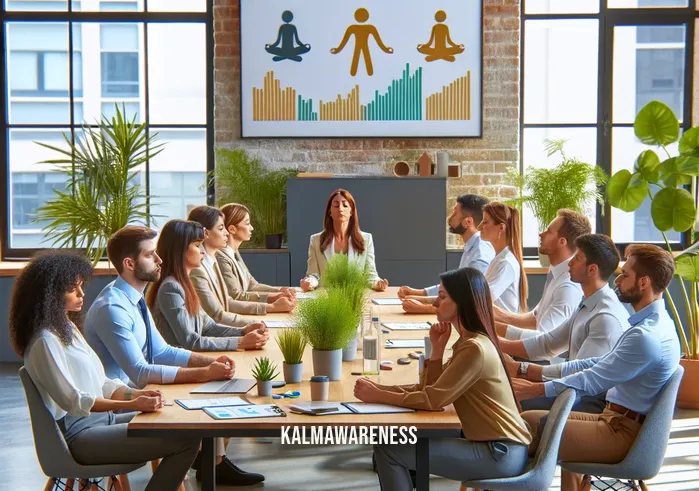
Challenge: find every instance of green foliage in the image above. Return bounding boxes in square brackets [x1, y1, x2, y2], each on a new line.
[503, 139, 608, 231]
[293, 287, 361, 351]
[275, 328, 307, 365]
[212, 148, 298, 247]
[251, 356, 279, 381]
[33, 104, 160, 265]
[607, 100, 699, 359]
[320, 253, 371, 314]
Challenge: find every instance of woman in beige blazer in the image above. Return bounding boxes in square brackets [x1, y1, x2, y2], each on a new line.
[188, 205, 294, 317]
[300, 188, 388, 292]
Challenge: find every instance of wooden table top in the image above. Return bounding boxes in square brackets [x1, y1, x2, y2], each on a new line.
[129, 287, 461, 434]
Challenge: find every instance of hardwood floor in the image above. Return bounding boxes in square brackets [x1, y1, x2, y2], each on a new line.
[2, 363, 698, 491]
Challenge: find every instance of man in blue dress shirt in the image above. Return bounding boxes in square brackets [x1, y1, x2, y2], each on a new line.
[508, 244, 680, 491]
[84, 226, 265, 486]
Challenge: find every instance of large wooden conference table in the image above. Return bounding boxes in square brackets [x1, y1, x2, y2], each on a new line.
[128, 287, 461, 491]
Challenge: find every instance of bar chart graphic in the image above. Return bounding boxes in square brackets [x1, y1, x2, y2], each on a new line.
[252, 71, 297, 121]
[297, 95, 318, 121]
[363, 64, 422, 121]
[425, 71, 470, 121]
[319, 85, 361, 121]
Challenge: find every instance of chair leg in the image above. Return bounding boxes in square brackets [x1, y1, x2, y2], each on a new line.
[117, 475, 131, 491]
[44, 478, 55, 491]
[150, 459, 160, 474]
[638, 481, 649, 491]
[65, 478, 75, 491]
[108, 476, 124, 491]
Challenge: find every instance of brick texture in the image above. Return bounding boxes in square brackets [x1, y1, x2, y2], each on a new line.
[213, 0, 520, 212]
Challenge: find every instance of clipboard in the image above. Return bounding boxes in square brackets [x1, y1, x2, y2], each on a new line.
[341, 402, 416, 414]
[385, 339, 425, 349]
[382, 322, 431, 331]
[203, 404, 286, 420]
[371, 298, 402, 305]
[175, 397, 251, 410]
[289, 402, 353, 416]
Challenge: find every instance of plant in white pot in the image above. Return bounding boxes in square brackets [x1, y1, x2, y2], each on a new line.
[320, 253, 371, 361]
[294, 287, 360, 380]
[276, 328, 307, 384]
[251, 357, 279, 397]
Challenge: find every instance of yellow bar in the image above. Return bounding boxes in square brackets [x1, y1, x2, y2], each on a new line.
[467, 72, 471, 120]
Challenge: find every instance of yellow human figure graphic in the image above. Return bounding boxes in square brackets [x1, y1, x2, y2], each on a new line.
[330, 8, 393, 77]
[417, 10, 464, 62]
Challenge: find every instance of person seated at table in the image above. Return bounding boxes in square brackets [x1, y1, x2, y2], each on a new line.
[398, 194, 494, 314]
[215, 203, 296, 314]
[147, 219, 269, 352]
[354, 267, 531, 489]
[11, 250, 200, 491]
[84, 225, 265, 486]
[300, 188, 388, 292]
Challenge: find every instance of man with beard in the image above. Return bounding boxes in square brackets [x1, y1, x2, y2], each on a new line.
[84, 226, 265, 486]
[499, 234, 629, 412]
[510, 244, 680, 491]
[397, 194, 495, 314]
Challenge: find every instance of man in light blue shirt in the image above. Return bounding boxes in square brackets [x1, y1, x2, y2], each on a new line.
[509, 244, 680, 491]
[397, 194, 494, 313]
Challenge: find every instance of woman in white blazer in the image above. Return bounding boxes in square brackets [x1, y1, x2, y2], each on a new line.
[300, 188, 388, 292]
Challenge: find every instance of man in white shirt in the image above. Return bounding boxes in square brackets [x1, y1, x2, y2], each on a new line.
[398, 194, 495, 313]
[495, 209, 590, 340]
[500, 233, 630, 412]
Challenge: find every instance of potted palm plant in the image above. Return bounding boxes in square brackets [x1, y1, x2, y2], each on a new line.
[293, 287, 360, 380]
[321, 253, 371, 361]
[607, 100, 699, 408]
[212, 147, 298, 249]
[503, 139, 608, 265]
[33, 104, 160, 266]
[276, 328, 307, 383]
[251, 356, 279, 397]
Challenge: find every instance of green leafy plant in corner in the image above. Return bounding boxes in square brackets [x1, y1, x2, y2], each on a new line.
[33, 104, 161, 266]
[503, 139, 608, 232]
[293, 287, 361, 351]
[607, 100, 699, 359]
[320, 253, 371, 314]
[212, 147, 298, 247]
[275, 328, 307, 365]
[251, 357, 279, 381]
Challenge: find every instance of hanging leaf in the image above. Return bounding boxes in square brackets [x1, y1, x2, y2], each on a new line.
[676, 252, 699, 283]
[659, 157, 694, 188]
[607, 170, 648, 212]
[650, 187, 696, 232]
[634, 150, 660, 184]
[634, 101, 680, 146]
[679, 127, 699, 156]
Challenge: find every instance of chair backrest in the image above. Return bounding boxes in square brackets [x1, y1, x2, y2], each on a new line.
[19, 366, 81, 478]
[530, 389, 577, 482]
[616, 365, 684, 475]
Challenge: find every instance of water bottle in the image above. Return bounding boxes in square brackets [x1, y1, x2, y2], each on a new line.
[363, 314, 381, 375]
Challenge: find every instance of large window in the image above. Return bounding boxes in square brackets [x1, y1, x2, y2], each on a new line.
[2, 0, 212, 257]
[521, 0, 695, 254]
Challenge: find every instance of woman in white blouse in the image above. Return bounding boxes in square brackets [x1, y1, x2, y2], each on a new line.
[478, 202, 528, 313]
[300, 188, 389, 292]
[10, 251, 200, 491]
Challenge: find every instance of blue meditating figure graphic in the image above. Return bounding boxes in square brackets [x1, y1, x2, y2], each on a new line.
[265, 10, 311, 62]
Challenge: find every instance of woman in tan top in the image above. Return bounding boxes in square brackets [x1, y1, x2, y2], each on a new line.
[354, 267, 531, 489]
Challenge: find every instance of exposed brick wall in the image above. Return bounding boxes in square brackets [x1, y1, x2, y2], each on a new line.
[213, 0, 521, 215]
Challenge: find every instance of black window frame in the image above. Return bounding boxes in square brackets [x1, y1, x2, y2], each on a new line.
[521, 0, 697, 258]
[0, 0, 215, 261]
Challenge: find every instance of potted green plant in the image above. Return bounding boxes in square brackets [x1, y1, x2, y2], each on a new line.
[251, 356, 279, 397]
[293, 287, 361, 380]
[212, 147, 298, 249]
[321, 253, 372, 361]
[606, 100, 699, 408]
[276, 328, 307, 384]
[33, 104, 160, 266]
[503, 139, 608, 265]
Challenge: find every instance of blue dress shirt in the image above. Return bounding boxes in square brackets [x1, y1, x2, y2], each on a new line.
[84, 276, 192, 389]
[544, 299, 681, 414]
[425, 232, 495, 296]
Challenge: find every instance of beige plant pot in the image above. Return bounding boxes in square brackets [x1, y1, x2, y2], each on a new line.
[678, 358, 699, 409]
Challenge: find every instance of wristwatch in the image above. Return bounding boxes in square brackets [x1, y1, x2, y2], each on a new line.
[519, 362, 529, 377]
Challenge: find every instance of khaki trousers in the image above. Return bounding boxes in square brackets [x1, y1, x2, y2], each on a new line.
[522, 408, 641, 491]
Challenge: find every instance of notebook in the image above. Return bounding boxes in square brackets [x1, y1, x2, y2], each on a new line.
[385, 339, 425, 349]
[175, 396, 251, 410]
[204, 404, 286, 420]
[190, 378, 257, 394]
[371, 298, 402, 305]
[341, 402, 416, 414]
[264, 320, 296, 328]
[289, 402, 353, 416]
[382, 322, 431, 331]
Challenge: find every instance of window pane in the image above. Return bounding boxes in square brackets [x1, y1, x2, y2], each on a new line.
[8, 129, 72, 249]
[148, 23, 206, 124]
[44, 52, 70, 91]
[148, 129, 207, 228]
[101, 52, 140, 96]
[147, 0, 205, 12]
[100, 101, 140, 120]
[5, 0, 67, 11]
[100, 24, 139, 50]
[71, 0, 142, 10]
[610, 127, 681, 243]
[608, 0, 687, 7]
[9, 52, 38, 91]
[521, 127, 599, 248]
[613, 25, 686, 123]
[7, 23, 68, 50]
[525, 0, 599, 14]
[10, 101, 72, 123]
[524, 20, 599, 124]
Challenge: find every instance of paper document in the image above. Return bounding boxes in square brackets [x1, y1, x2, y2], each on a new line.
[175, 397, 251, 410]
[264, 320, 296, 328]
[385, 339, 425, 349]
[204, 404, 286, 420]
[382, 322, 431, 331]
[342, 402, 415, 414]
[289, 402, 353, 415]
[371, 298, 402, 305]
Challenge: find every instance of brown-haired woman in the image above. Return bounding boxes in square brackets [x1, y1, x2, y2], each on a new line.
[478, 201, 528, 313]
[354, 267, 531, 488]
[300, 188, 388, 292]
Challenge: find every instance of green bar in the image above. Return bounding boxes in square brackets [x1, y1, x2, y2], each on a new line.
[418, 68, 422, 120]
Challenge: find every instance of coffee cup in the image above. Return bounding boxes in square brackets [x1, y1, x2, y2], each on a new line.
[424, 336, 433, 359]
[310, 375, 329, 401]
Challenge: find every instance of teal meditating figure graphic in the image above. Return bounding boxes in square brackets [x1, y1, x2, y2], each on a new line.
[265, 10, 310, 62]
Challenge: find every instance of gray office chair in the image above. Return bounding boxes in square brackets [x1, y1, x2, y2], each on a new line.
[19, 367, 146, 491]
[561, 365, 685, 491]
[460, 388, 576, 491]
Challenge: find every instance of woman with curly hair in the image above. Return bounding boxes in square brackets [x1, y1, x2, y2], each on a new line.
[10, 250, 200, 491]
